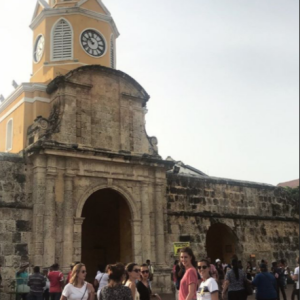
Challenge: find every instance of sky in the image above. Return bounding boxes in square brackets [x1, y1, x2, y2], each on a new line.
[0, 0, 299, 185]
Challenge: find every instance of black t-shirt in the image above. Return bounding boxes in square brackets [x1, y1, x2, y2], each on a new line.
[136, 281, 151, 300]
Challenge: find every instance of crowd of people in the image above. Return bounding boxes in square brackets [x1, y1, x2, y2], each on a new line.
[3, 248, 299, 300]
[173, 248, 299, 300]
[12, 260, 159, 300]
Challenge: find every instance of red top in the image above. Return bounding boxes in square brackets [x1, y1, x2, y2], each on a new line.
[179, 267, 198, 300]
[66, 271, 72, 284]
[48, 271, 64, 293]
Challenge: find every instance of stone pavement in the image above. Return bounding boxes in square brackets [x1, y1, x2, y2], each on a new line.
[159, 284, 295, 300]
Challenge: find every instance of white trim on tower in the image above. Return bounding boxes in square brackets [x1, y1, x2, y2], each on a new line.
[76, 0, 111, 16]
[30, 7, 120, 38]
[0, 97, 51, 123]
[32, 0, 50, 21]
[110, 33, 115, 69]
[5, 118, 13, 152]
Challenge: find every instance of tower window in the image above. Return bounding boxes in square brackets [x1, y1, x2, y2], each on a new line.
[6, 119, 13, 152]
[52, 19, 73, 61]
[110, 35, 115, 69]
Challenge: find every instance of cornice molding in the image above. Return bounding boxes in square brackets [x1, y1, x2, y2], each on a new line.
[0, 83, 48, 114]
[32, 0, 50, 22]
[30, 7, 120, 38]
[76, 0, 111, 16]
[0, 96, 50, 123]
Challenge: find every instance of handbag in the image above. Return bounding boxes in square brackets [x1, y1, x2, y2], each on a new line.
[244, 278, 253, 296]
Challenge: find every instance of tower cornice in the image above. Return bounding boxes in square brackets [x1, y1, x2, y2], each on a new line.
[0, 83, 48, 113]
[30, 7, 120, 38]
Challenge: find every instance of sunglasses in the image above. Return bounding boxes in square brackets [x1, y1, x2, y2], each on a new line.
[142, 270, 150, 274]
[133, 269, 141, 273]
[198, 266, 208, 270]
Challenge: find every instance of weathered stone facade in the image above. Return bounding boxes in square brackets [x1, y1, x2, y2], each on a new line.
[166, 174, 299, 268]
[0, 66, 299, 298]
[0, 154, 32, 287]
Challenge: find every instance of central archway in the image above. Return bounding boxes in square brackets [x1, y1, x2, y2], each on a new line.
[81, 189, 133, 281]
[206, 223, 238, 264]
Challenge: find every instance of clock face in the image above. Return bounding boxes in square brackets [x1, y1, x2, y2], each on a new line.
[33, 35, 45, 63]
[81, 29, 106, 57]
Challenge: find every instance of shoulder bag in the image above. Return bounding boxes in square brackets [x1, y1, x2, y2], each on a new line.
[81, 283, 88, 300]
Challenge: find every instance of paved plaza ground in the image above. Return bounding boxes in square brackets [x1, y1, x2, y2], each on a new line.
[160, 284, 296, 300]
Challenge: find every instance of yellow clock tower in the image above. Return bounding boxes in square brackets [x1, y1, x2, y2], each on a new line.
[0, 0, 119, 153]
[31, 0, 119, 83]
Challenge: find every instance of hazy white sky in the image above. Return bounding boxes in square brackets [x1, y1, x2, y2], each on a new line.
[0, 0, 299, 185]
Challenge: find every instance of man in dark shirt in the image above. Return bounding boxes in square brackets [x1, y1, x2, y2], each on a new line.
[28, 266, 46, 300]
[272, 261, 287, 300]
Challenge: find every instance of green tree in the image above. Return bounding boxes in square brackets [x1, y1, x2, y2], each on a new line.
[284, 186, 300, 201]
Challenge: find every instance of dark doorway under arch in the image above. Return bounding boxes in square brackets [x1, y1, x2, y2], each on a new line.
[206, 223, 238, 264]
[81, 189, 133, 282]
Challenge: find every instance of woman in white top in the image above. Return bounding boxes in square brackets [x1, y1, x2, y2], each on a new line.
[94, 265, 110, 300]
[197, 259, 218, 300]
[61, 263, 95, 300]
[125, 263, 141, 300]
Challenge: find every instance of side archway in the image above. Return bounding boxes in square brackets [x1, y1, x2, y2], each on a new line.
[206, 223, 239, 264]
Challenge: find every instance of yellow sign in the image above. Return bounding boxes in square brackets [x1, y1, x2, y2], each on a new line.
[174, 242, 190, 256]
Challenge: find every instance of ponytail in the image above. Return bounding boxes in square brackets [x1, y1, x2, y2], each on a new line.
[232, 259, 239, 280]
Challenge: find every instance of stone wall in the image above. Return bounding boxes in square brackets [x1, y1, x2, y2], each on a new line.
[166, 173, 299, 268]
[0, 153, 32, 297]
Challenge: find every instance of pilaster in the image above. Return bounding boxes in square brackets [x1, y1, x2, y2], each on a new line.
[141, 182, 151, 262]
[62, 174, 75, 272]
[32, 156, 47, 266]
[73, 217, 85, 262]
[132, 219, 142, 263]
[43, 171, 57, 267]
[154, 183, 167, 266]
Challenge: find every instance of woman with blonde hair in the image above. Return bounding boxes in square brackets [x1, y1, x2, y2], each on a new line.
[125, 263, 141, 300]
[61, 263, 95, 300]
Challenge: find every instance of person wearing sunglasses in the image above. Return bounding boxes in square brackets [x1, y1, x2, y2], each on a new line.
[125, 263, 141, 300]
[197, 260, 218, 300]
[61, 263, 94, 300]
[136, 264, 161, 300]
[178, 247, 198, 300]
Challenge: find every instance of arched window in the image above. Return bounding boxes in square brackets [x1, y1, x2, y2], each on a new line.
[52, 18, 73, 61]
[110, 35, 115, 69]
[6, 119, 13, 152]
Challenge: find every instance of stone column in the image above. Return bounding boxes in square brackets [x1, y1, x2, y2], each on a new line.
[73, 217, 85, 262]
[141, 183, 151, 262]
[132, 219, 142, 263]
[43, 172, 57, 267]
[62, 174, 75, 272]
[154, 183, 166, 266]
[32, 156, 47, 266]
